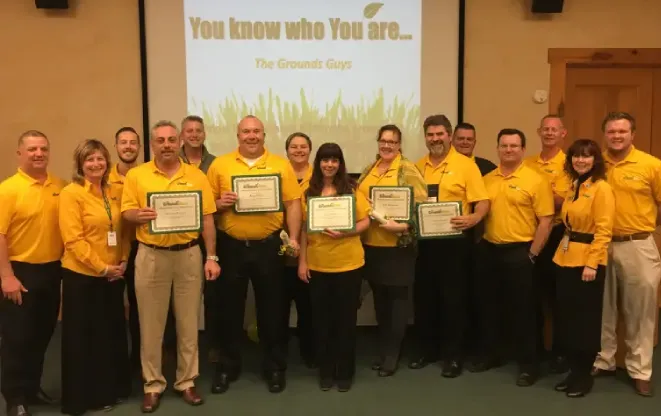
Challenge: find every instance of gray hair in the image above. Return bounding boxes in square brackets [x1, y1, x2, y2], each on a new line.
[150, 120, 178, 140]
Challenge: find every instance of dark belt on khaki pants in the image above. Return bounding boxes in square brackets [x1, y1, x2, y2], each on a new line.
[611, 232, 651, 243]
[140, 239, 199, 251]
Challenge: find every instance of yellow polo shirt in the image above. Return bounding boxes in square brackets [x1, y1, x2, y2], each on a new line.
[553, 178, 615, 269]
[605, 146, 661, 235]
[0, 169, 66, 263]
[483, 163, 555, 244]
[303, 190, 370, 273]
[60, 181, 128, 276]
[358, 154, 428, 247]
[415, 147, 489, 214]
[207, 149, 301, 240]
[524, 150, 571, 224]
[121, 160, 217, 246]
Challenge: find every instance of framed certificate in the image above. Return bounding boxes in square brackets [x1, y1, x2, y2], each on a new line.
[416, 201, 463, 239]
[231, 174, 283, 214]
[369, 186, 413, 221]
[147, 191, 202, 234]
[307, 195, 356, 233]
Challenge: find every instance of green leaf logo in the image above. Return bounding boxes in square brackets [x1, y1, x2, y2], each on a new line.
[363, 2, 384, 19]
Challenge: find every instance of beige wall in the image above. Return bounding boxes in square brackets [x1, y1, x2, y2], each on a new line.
[2, 0, 661, 180]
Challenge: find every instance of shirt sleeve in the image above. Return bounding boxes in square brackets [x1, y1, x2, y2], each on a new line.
[0, 184, 16, 235]
[533, 177, 555, 218]
[651, 161, 661, 205]
[281, 163, 302, 202]
[586, 182, 615, 269]
[199, 174, 218, 216]
[206, 159, 222, 200]
[59, 187, 108, 275]
[553, 172, 572, 200]
[464, 162, 489, 203]
[121, 171, 140, 212]
[355, 191, 370, 221]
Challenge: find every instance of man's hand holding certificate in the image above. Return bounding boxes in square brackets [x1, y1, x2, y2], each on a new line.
[232, 174, 283, 213]
[147, 191, 202, 234]
[416, 201, 464, 239]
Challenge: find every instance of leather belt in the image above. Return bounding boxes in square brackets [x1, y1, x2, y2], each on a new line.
[611, 232, 651, 242]
[140, 240, 199, 251]
[567, 231, 594, 244]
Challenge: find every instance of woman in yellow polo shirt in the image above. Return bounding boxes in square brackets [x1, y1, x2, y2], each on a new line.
[552, 139, 614, 398]
[356, 125, 428, 377]
[59, 139, 131, 415]
[284, 132, 315, 367]
[298, 143, 370, 392]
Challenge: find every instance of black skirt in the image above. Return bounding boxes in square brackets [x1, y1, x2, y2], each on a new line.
[61, 268, 131, 415]
[363, 244, 417, 286]
[555, 265, 606, 352]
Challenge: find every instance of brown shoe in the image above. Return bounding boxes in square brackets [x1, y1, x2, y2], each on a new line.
[141, 393, 161, 413]
[634, 379, 653, 397]
[590, 367, 616, 377]
[177, 387, 204, 406]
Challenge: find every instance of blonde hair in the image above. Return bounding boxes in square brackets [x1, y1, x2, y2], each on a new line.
[72, 139, 111, 186]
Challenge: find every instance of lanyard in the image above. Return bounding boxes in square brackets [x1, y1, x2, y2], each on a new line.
[102, 189, 113, 232]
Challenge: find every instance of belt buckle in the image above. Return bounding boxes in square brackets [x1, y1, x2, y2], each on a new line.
[245, 240, 251, 247]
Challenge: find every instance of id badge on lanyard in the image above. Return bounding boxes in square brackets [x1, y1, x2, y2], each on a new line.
[103, 191, 117, 247]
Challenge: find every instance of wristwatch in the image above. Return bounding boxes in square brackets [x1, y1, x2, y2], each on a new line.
[206, 255, 219, 262]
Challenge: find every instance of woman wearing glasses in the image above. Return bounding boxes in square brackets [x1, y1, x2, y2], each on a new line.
[356, 125, 428, 376]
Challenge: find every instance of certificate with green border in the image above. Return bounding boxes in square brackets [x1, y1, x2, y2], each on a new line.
[369, 186, 413, 221]
[147, 190, 202, 234]
[416, 201, 463, 239]
[307, 195, 356, 233]
[231, 174, 283, 214]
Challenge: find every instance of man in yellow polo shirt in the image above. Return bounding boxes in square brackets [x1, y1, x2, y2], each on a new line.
[451, 122, 497, 176]
[206, 115, 302, 394]
[108, 126, 144, 373]
[523, 114, 572, 374]
[409, 115, 490, 378]
[592, 112, 661, 397]
[471, 128, 554, 387]
[0, 130, 66, 416]
[121, 120, 220, 413]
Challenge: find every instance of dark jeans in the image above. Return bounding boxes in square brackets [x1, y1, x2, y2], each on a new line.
[309, 268, 362, 380]
[0, 261, 61, 409]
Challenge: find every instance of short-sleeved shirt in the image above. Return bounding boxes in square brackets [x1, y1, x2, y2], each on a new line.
[415, 147, 489, 213]
[207, 149, 301, 240]
[0, 169, 66, 263]
[121, 160, 216, 246]
[604, 146, 661, 235]
[302, 190, 370, 273]
[483, 163, 555, 244]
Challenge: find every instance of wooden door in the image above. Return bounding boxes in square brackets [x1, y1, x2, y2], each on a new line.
[551, 53, 661, 368]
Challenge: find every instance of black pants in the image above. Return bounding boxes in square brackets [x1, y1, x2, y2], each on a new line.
[61, 268, 130, 415]
[124, 241, 141, 369]
[414, 236, 470, 361]
[0, 261, 61, 409]
[475, 241, 538, 372]
[556, 265, 605, 383]
[284, 265, 314, 361]
[309, 269, 362, 380]
[535, 223, 565, 357]
[212, 231, 288, 374]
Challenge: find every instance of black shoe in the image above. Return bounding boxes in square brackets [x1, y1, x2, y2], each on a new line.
[441, 360, 462, 378]
[266, 371, 286, 393]
[8, 405, 31, 416]
[554, 374, 574, 392]
[566, 377, 593, 398]
[371, 358, 383, 371]
[378, 369, 395, 377]
[468, 358, 501, 373]
[516, 372, 538, 387]
[319, 378, 333, 391]
[28, 388, 59, 405]
[211, 371, 238, 394]
[336, 379, 352, 392]
[549, 356, 569, 374]
[408, 356, 436, 370]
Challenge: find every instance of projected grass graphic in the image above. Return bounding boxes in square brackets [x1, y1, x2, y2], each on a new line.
[192, 88, 421, 170]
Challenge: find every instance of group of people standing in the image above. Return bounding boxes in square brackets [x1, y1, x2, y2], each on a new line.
[0, 111, 659, 416]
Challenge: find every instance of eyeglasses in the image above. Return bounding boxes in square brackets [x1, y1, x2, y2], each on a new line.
[378, 139, 400, 147]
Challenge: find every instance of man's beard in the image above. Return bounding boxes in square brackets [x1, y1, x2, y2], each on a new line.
[428, 142, 445, 157]
[118, 153, 139, 164]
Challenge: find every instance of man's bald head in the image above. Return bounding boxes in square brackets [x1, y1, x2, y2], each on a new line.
[237, 115, 266, 158]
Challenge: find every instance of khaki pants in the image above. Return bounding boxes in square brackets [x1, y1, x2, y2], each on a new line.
[594, 235, 661, 380]
[135, 244, 203, 393]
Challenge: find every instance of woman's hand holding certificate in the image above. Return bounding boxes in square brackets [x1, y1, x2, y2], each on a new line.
[307, 195, 356, 233]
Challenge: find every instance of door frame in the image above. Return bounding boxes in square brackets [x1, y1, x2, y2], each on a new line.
[548, 48, 661, 116]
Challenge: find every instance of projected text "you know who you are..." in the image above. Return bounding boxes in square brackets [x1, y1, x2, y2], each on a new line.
[188, 3, 412, 42]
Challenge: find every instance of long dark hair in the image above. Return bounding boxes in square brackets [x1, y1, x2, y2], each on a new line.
[306, 142, 355, 197]
[564, 139, 606, 181]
